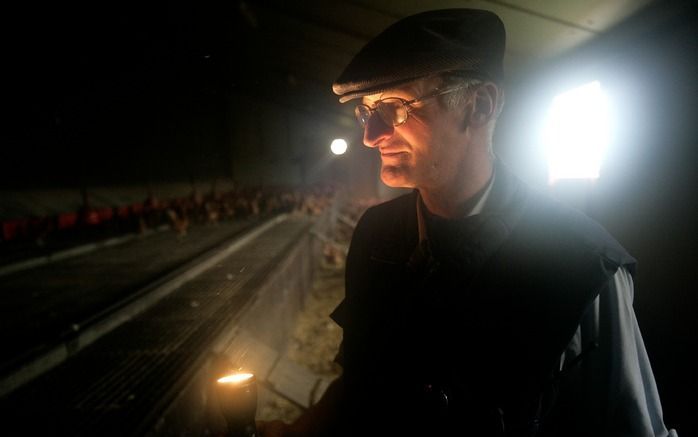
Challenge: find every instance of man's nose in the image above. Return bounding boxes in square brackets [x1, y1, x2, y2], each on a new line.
[363, 114, 394, 148]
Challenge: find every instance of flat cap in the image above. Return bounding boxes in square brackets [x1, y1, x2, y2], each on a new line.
[333, 9, 505, 103]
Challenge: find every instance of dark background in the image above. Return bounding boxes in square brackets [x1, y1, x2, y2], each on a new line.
[2, 1, 695, 434]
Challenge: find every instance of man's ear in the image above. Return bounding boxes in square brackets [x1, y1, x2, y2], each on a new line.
[468, 83, 500, 127]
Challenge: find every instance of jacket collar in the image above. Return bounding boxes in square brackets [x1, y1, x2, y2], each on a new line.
[408, 159, 529, 274]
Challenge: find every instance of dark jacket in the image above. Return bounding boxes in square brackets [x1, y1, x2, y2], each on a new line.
[331, 164, 635, 436]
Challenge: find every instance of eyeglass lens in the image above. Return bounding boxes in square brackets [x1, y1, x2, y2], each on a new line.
[355, 98, 409, 127]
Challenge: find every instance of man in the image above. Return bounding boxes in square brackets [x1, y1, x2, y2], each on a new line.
[258, 8, 677, 437]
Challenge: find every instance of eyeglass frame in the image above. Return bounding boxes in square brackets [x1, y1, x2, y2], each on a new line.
[354, 82, 479, 128]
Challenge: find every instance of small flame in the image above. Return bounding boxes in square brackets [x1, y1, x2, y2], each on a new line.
[217, 372, 254, 385]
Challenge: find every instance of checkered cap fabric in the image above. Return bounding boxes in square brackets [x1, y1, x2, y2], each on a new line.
[333, 9, 505, 103]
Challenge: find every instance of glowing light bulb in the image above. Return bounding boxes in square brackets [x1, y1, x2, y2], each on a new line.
[330, 138, 348, 155]
[542, 81, 611, 184]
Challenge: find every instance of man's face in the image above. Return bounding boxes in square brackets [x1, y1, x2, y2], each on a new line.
[360, 77, 472, 190]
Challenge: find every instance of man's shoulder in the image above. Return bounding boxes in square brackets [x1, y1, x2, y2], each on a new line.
[489, 164, 630, 261]
[521, 186, 636, 271]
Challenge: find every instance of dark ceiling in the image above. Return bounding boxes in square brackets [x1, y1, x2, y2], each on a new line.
[4, 0, 658, 135]
[217, 0, 656, 127]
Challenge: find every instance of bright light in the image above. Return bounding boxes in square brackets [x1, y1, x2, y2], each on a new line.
[330, 138, 348, 155]
[217, 373, 254, 385]
[542, 81, 611, 184]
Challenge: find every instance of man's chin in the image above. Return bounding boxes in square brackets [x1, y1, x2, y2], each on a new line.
[380, 166, 414, 188]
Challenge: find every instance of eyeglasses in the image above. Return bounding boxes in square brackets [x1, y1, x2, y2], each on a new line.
[354, 85, 470, 128]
